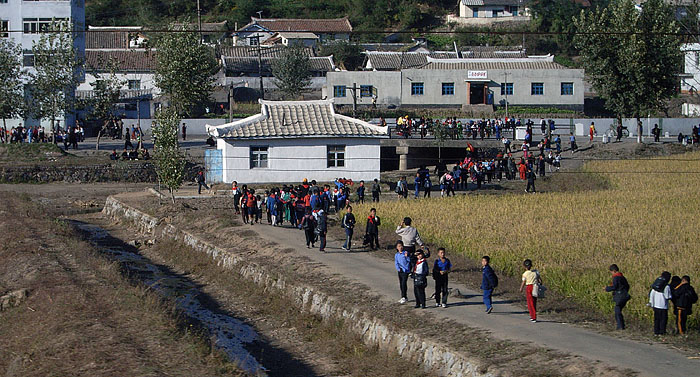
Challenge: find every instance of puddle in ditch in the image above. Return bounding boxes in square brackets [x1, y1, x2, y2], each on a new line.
[71, 221, 265, 375]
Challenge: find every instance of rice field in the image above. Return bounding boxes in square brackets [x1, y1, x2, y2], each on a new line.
[359, 151, 700, 325]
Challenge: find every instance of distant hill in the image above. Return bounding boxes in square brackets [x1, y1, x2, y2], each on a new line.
[86, 0, 456, 37]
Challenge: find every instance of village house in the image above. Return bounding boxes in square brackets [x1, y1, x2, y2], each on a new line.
[450, 0, 531, 25]
[205, 99, 386, 184]
[232, 17, 352, 46]
[76, 26, 158, 120]
[325, 49, 584, 112]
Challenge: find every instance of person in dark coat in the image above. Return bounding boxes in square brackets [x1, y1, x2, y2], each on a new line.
[605, 264, 630, 330]
[315, 209, 327, 252]
[525, 168, 536, 193]
[300, 208, 316, 248]
[672, 275, 698, 335]
[365, 208, 380, 250]
[481, 256, 498, 313]
[432, 248, 452, 308]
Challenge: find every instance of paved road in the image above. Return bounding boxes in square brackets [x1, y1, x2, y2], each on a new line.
[239, 218, 698, 377]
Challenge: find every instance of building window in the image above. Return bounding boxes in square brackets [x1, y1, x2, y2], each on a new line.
[250, 146, 268, 168]
[411, 82, 424, 96]
[0, 0, 7, 3]
[492, 9, 502, 18]
[561, 82, 574, 95]
[128, 80, 141, 90]
[473, 7, 479, 18]
[248, 36, 259, 46]
[327, 145, 345, 168]
[500, 82, 513, 96]
[22, 50, 34, 67]
[23, 18, 68, 34]
[442, 82, 454, 96]
[360, 85, 373, 97]
[510, 6, 519, 16]
[0, 20, 7, 38]
[333, 85, 346, 97]
[531, 82, 544, 95]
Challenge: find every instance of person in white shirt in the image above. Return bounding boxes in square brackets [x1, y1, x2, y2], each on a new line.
[649, 271, 672, 335]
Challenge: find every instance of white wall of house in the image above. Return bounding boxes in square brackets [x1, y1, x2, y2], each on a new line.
[217, 137, 381, 184]
[681, 43, 700, 93]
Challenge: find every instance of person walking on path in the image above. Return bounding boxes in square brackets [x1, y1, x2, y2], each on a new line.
[395, 241, 411, 304]
[412, 250, 429, 309]
[604, 264, 630, 330]
[300, 208, 316, 248]
[341, 205, 356, 251]
[481, 256, 498, 314]
[649, 271, 672, 335]
[396, 217, 424, 254]
[432, 248, 451, 308]
[314, 209, 327, 252]
[672, 275, 698, 335]
[570, 132, 578, 154]
[356, 180, 365, 204]
[181, 123, 187, 141]
[371, 178, 381, 202]
[589, 122, 596, 142]
[520, 259, 541, 322]
[196, 171, 210, 194]
[365, 208, 380, 250]
[414, 173, 422, 199]
[525, 167, 536, 193]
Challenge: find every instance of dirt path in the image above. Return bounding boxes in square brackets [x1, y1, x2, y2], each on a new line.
[243, 219, 699, 377]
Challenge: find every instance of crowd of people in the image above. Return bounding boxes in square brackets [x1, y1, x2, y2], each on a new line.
[389, 116, 554, 140]
[1, 123, 85, 148]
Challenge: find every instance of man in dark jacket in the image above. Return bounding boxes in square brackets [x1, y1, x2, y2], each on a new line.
[341, 206, 356, 251]
[605, 264, 630, 330]
[481, 256, 498, 314]
[672, 275, 698, 335]
[525, 168, 536, 193]
[365, 208, 381, 250]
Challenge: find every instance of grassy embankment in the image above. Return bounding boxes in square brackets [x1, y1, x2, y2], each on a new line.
[0, 193, 245, 376]
[355, 151, 700, 327]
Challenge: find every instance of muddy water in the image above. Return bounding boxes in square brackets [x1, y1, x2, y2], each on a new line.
[71, 221, 265, 375]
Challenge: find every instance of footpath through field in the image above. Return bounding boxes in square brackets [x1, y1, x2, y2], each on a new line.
[246, 220, 698, 377]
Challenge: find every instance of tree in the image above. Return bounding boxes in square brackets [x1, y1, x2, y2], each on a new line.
[30, 20, 83, 143]
[84, 58, 126, 150]
[574, 0, 682, 142]
[319, 41, 364, 71]
[0, 38, 25, 134]
[152, 107, 186, 204]
[154, 21, 217, 117]
[271, 45, 312, 100]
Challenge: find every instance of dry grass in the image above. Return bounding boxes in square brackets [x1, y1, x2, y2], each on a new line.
[0, 194, 245, 376]
[353, 151, 700, 328]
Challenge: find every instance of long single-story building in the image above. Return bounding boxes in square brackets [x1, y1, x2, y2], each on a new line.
[324, 55, 584, 111]
[206, 99, 387, 184]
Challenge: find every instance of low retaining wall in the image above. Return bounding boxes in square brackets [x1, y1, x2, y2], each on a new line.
[103, 195, 493, 377]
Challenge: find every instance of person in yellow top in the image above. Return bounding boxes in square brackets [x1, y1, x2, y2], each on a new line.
[519, 259, 542, 322]
[589, 122, 597, 142]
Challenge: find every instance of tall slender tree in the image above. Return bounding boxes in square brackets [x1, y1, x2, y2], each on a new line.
[0, 39, 25, 136]
[30, 20, 83, 143]
[152, 107, 186, 204]
[272, 45, 312, 100]
[84, 58, 126, 150]
[575, 0, 682, 142]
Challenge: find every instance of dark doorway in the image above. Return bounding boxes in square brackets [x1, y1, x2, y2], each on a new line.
[469, 83, 485, 104]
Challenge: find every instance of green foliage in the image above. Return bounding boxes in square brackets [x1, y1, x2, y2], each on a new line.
[83, 58, 126, 122]
[30, 20, 83, 131]
[318, 41, 364, 71]
[154, 21, 218, 118]
[0, 38, 25, 126]
[574, 0, 682, 122]
[271, 45, 312, 100]
[153, 107, 185, 203]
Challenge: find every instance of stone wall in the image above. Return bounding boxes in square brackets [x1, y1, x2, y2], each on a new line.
[0, 162, 201, 184]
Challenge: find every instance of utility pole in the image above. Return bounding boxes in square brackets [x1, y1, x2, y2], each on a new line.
[504, 71, 509, 121]
[252, 35, 264, 100]
[197, 0, 203, 44]
[229, 84, 234, 123]
[348, 82, 359, 117]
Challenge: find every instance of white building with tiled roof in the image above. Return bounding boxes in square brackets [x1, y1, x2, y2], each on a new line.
[325, 55, 584, 111]
[233, 17, 352, 46]
[206, 99, 386, 183]
[452, 0, 531, 25]
[76, 26, 158, 120]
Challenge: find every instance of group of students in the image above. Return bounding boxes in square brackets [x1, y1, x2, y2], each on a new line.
[229, 178, 384, 253]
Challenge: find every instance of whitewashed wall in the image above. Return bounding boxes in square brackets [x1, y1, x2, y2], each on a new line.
[218, 137, 382, 184]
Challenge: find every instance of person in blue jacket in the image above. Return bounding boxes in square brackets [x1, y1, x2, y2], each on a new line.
[481, 256, 498, 314]
[394, 240, 411, 304]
